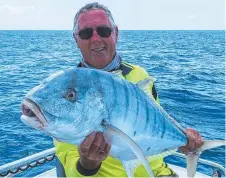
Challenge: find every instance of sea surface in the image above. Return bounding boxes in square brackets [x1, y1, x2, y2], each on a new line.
[0, 30, 225, 177]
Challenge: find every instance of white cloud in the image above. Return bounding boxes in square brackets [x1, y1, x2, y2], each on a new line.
[0, 5, 34, 15]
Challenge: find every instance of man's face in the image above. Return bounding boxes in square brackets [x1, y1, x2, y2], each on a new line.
[74, 10, 118, 69]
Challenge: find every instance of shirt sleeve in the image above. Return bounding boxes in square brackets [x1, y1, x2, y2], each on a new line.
[54, 141, 87, 177]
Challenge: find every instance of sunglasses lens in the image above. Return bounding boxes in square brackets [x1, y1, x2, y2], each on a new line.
[97, 26, 112, 38]
[78, 28, 93, 39]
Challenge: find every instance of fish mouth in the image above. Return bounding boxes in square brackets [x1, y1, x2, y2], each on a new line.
[21, 98, 48, 129]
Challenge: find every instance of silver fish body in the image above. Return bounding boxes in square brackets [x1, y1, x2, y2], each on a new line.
[21, 68, 187, 161]
[85, 69, 187, 160]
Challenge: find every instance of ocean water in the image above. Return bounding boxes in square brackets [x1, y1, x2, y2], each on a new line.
[0, 30, 225, 177]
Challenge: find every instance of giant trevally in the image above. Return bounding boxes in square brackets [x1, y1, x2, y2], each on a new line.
[21, 68, 225, 177]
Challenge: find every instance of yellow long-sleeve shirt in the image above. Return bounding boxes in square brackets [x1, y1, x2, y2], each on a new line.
[54, 61, 177, 177]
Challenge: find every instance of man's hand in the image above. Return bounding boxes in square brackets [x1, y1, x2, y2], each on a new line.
[78, 131, 111, 170]
[180, 128, 204, 155]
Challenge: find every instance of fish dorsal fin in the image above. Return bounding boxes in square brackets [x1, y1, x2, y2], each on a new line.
[112, 70, 123, 78]
[136, 77, 155, 88]
[136, 77, 155, 97]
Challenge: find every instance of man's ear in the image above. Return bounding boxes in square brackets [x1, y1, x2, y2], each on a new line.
[73, 32, 80, 48]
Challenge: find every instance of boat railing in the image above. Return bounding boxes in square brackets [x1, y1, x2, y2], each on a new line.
[0, 148, 225, 177]
[173, 152, 225, 174]
[0, 148, 55, 177]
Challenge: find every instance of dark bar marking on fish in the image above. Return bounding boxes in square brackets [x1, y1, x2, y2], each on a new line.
[133, 85, 140, 125]
[144, 99, 150, 131]
[134, 131, 136, 136]
[93, 70, 102, 86]
[160, 113, 166, 139]
[151, 107, 157, 136]
[147, 147, 150, 151]
[122, 80, 129, 122]
[111, 74, 117, 113]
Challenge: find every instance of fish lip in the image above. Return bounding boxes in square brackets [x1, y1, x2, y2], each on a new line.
[21, 98, 48, 128]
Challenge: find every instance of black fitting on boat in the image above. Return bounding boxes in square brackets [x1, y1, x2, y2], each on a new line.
[212, 169, 222, 177]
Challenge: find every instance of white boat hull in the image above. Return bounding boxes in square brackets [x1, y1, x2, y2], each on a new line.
[34, 164, 211, 177]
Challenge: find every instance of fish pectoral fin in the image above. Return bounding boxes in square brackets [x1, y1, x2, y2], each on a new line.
[187, 140, 225, 178]
[101, 121, 154, 177]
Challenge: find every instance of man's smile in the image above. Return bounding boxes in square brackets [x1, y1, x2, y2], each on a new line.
[91, 47, 105, 52]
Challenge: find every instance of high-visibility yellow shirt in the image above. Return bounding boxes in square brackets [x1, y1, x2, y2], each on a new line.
[54, 62, 177, 177]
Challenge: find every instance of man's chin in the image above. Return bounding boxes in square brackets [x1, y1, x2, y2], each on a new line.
[91, 58, 111, 69]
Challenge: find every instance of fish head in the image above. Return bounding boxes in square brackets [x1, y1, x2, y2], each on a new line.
[21, 68, 107, 145]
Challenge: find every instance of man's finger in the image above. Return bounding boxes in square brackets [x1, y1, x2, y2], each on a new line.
[194, 131, 204, 148]
[104, 143, 111, 155]
[99, 136, 107, 151]
[187, 131, 195, 150]
[186, 128, 204, 151]
[80, 131, 97, 154]
[89, 132, 104, 155]
[179, 146, 189, 155]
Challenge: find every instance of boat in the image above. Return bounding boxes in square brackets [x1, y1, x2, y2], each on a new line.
[0, 148, 224, 177]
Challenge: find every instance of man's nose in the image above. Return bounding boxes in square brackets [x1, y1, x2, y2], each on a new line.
[90, 30, 102, 42]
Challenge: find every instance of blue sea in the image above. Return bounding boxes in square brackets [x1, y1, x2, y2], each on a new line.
[0, 30, 225, 177]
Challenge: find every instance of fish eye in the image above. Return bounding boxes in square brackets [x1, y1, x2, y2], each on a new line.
[66, 88, 76, 102]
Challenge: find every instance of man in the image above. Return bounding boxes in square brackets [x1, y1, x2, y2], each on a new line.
[54, 2, 204, 177]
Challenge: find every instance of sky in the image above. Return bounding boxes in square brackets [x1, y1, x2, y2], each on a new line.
[0, 0, 225, 30]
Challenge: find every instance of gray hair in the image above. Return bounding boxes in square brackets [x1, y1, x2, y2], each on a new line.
[73, 2, 116, 33]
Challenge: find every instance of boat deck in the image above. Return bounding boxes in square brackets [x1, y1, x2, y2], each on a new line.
[34, 164, 211, 177]
[1, 148, 224, 177]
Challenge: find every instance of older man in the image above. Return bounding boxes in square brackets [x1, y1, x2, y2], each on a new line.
[54, 2, 203, 177]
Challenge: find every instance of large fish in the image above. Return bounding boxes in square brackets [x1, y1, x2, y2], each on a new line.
[21, 68, 224, 177]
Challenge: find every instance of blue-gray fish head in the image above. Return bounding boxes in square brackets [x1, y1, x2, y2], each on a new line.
[21, 68, 106, 145]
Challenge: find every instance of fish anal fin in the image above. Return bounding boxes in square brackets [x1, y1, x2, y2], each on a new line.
[147, 149, 177, 162]
[122, 160, 141, 178]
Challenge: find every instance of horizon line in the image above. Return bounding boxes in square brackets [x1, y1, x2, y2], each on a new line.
[0, 29, 225, 31]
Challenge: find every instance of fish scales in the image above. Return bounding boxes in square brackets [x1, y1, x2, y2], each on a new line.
[88, 70, 187, 159]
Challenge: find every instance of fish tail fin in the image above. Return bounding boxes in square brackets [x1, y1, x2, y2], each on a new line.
[200, 140, 225, 151]
[187, 140, 225, 177]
